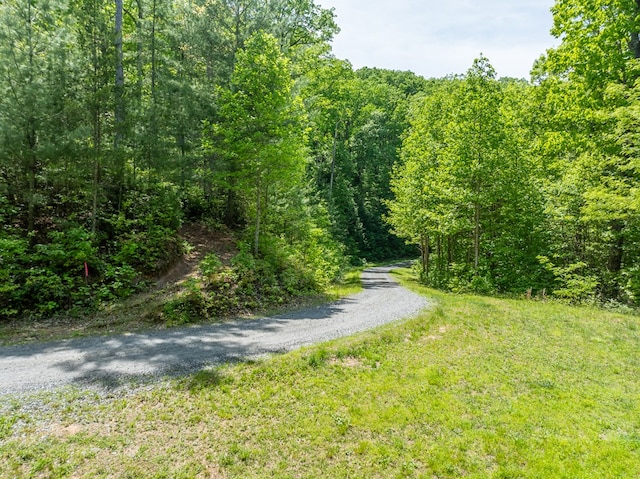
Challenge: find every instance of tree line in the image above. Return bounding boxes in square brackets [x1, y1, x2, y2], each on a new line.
[387, 0, 640, 305]
[2, 0, 640, 319]
[0, 0, 423, 318]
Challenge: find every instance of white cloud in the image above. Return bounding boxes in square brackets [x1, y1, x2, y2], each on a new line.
[317, 0, 559, 79]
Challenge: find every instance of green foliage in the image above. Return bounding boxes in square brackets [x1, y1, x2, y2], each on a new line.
[204, 31, 308, 256]
[622, 266, 640, 303]
[8, 0, 640, 318]
[530, 0, 640, 305]
[199, 252, 223, 278]
[163, 279, 209, 327]
[0, 237, 29, 318]
[95, 264, 138, 301]
[0, 226, 97, 318]
[387, 60, 547, 295]
[113, 226, 181, 275]
[110, 186, 183, 275]
[229, 237, 317, 302]
[538, 256, 599, 303]
[302, 59, 419, 261]
[0, 0, 342, 320]
[163, 230, 343, 327]
[296, 225, 346, 287]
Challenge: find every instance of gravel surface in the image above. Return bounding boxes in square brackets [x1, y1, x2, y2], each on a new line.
[0, 265, 429, 396]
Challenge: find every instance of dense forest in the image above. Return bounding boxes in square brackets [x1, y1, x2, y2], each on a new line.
[1, 0, 640, 319]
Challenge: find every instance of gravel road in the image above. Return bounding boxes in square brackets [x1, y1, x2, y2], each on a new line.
[0, 265, 429, 396]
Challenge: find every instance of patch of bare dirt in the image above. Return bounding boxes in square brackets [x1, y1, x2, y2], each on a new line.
[155, 223, 238, 290]
[328, 356, 364, 368]
[420, 325, 449, 342]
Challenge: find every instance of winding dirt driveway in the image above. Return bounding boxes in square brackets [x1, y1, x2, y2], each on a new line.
[0, 265, 429, 395]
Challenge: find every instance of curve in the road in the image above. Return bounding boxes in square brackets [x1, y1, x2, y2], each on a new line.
[0, 264, 429, 395]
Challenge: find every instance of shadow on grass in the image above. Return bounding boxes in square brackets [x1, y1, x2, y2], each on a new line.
[183, 368, 232, 392]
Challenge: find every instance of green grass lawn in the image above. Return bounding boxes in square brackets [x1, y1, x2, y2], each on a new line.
[2, 268, 640, 478]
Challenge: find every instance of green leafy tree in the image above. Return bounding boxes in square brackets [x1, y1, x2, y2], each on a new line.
[207, 31, 306, 256]
[534, 0, 640, 300]
[303, 60, 426, 261]
[388, 59, 544, 292]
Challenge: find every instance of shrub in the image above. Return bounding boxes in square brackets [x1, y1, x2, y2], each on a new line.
[191, 235, 326, 320]
[538, 256, 599, 303]
[0, 226, 98, 318]
[164, 279, 209, 327]
[96, 264, 139, 301]
[110, 185, 183, 275]
[0, 236, 29, 319]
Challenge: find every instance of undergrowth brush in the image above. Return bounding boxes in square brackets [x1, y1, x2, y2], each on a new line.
[162, 235, 347, 327]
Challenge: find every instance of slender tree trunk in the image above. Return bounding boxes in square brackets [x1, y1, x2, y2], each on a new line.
[177, 47, 187, 188]
[630, 1, 640, 59]
[147, 0, 158, 184]
[92, 154, 100, 235]
[150, 0, 157, 97]
[25, 0, 37, 235]
[254, 172, 261, 257]
[329, 120, 338, 202]
[474, 203, 480, 271]
[115, 0, 124, 144]
[27, 140, 36, 234]
[229, 2, 243, 84]
[421, 234, 430, 274]
[114, 0, 125, 206]
[133, 0, 144, 184]
[88, 0, 102, 236]
[91, 86, 101, 236]
[608, 220, 625, 274]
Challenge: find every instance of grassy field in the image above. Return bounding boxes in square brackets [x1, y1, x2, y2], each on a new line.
[1, 269, 640, 478]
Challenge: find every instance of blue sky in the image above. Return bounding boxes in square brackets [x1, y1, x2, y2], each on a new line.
[316, 0, 559, 79]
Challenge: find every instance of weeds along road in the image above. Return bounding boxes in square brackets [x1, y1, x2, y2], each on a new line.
[0, 265, 429, 396]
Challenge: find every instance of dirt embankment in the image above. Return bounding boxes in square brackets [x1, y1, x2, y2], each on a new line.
[154, 223, 239, 290]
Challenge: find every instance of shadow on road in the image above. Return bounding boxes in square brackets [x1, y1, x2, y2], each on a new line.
[0, 264, 426, 394]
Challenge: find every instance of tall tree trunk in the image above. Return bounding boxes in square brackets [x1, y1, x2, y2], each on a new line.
[114, 0, 125, 205]
[150, 0, 157, 98]
[254, 172, 261, 257]
[91, 86, 101, 236]
[115, 0, 124, 143]
[474, 203, 480, 271]
[25, 0, 36, 235]
[134, 0, 144, 184]
[147, 0, 158, 184]
[421, 234, 430, 274]
[90, 8, 102, 236]
[91, 154, 100, 235]
[27, 136, 36, 234]
[608, 220, 625, 274]
[630, 1, 640, 59]
[329, 120, 338, 202]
